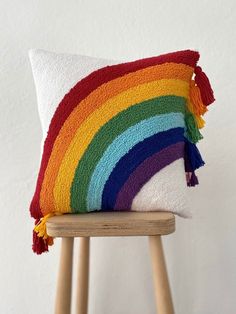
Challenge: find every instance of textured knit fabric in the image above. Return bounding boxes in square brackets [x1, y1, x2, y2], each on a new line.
[29, 49, 215, 254]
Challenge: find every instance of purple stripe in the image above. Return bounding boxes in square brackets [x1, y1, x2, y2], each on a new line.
[114, 142, 185, 210]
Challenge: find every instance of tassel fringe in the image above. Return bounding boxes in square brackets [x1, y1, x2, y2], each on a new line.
[194, 66, 215, 106]
[185, 111, 203, 143]
[185, 62, 215, 145]
[33, 229, 50, 254]
[187, 172, 199, 187]
[195, 115, 205, 129]
[189, 81, 208, 116]
[32, 212, 62, 254]
[184, 140, 205, 172]
[184, 139, 204, 187]
[32, 218, 50, 254]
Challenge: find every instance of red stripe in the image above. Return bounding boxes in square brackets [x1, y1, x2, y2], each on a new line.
[30, 49, 199, 219]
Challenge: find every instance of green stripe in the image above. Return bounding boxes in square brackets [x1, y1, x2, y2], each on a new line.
[70, 95, 186, 212]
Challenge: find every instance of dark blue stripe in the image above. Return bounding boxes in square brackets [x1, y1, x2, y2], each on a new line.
[101, 127, 185, 210]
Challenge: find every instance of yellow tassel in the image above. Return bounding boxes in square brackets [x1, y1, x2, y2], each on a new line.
[195, 115, 205, 129]
[190, 81, 208, 116]
[34, 212, 62, 240]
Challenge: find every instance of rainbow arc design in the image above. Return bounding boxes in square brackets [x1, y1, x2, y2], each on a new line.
[30, 50, 215, 254]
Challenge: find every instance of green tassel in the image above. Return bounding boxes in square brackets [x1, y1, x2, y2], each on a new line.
[185, 111, 203, 143]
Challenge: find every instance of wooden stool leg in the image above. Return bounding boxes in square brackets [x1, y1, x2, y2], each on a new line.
[55, 237, 74, 314]
[76, 237, 90, 314]
[149, 235, 174, 314]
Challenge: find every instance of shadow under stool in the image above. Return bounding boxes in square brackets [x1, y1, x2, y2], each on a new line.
[46, 211, 175, 314]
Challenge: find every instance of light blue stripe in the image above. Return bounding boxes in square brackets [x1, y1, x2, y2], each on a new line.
[86, 112, 185, 210]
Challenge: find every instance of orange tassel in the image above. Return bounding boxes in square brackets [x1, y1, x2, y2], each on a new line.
[190, 81, 208, 116]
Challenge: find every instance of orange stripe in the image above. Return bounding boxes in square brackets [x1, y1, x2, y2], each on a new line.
[40, 62, 193, 214]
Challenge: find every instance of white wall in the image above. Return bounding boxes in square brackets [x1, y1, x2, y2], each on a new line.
[0, 1, 235, 313]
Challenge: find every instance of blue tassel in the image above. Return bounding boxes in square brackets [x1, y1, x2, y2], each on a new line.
[184, 140, 205, 172]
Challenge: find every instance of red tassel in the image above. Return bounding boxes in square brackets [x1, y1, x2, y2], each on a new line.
[32, 219, 49, 254]
[194, 66, 215, 106]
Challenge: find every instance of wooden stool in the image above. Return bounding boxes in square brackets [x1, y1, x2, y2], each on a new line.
[47, 211, 175, 314]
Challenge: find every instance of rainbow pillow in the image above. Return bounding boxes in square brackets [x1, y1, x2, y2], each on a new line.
[29, 49, 215, 254]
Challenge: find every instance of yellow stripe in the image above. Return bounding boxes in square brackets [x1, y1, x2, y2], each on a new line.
[53, 79, 189, 213]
